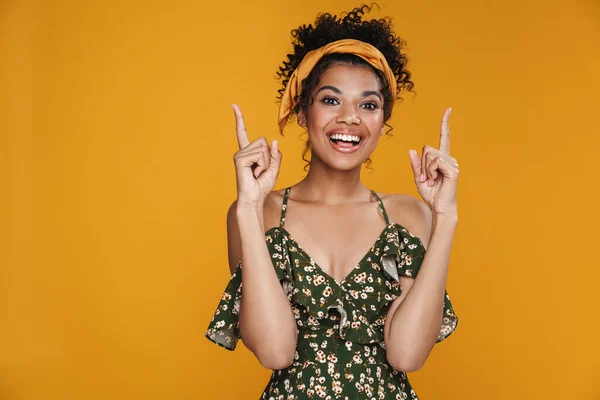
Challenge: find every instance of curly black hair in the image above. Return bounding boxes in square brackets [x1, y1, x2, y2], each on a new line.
[276, 4, 415, 169]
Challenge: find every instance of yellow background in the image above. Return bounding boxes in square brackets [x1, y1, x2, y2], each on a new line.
[2, 0, 599, 398]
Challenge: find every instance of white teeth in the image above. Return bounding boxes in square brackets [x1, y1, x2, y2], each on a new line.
[329, 133, 361, 143]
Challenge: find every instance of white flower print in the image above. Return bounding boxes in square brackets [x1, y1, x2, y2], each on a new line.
[354, 272, 367, 284]
[313, 275, 326, 286]
[316, 350, 326, 363]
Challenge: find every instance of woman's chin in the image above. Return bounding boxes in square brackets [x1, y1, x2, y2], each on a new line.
[317, 155, 368, 172]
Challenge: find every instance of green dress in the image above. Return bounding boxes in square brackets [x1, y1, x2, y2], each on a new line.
[206, 187, 458, 399]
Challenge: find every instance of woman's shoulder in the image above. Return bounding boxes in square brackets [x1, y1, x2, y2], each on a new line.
[227, 189, 287, 234]
[263, 189, 287, 230]
[375, 191, 433, 248]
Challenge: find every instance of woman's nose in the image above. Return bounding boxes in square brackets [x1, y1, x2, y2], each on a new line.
[336, 103, 360, 125]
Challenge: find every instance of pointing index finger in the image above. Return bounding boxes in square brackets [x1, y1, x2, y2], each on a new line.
[439, 107, 452, 154]
[232, 104, 250, 149]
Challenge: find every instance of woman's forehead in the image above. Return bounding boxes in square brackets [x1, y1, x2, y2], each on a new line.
[315, 64, 382, 93]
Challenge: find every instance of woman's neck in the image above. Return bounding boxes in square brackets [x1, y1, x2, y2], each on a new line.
[293, 156, 370, 204]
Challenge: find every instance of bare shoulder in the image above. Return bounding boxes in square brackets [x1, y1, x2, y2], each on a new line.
[225, 189, 287, 274]
[263, 188, 287, 231]
[226, 189, 287, 233]
[377, 192, 433, 249]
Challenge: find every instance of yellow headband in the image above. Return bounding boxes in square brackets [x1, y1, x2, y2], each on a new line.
[277, 38, 397, 133]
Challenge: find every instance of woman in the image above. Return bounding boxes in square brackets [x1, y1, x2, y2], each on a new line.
[206, 5, 459, 399]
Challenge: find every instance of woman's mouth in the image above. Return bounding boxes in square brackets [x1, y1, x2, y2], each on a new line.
[327, 133, 363, 154]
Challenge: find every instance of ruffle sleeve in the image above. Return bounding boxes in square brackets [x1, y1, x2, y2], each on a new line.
[204, 229, 294, 351]
[381, 224, 458, 343]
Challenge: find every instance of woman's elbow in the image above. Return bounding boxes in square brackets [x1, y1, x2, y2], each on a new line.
[240, 325, 297, 369]
[256, 347, 296, 370]
[387, 354, 425, 373]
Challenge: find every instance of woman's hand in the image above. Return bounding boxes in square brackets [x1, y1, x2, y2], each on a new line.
[408, 108, 459, 217]
[232, 104, 282, 208]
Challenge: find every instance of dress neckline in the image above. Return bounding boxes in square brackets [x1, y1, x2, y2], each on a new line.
[273, 186, 394, 286]
[271, 224, 395, 286]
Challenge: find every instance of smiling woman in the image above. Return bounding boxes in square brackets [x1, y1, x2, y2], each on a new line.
[205, 4, 459, 399]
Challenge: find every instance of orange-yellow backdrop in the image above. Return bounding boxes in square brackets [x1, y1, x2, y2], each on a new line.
[2, 0, 599, 399]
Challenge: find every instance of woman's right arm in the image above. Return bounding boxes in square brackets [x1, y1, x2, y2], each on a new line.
[227, 105, 297, 370]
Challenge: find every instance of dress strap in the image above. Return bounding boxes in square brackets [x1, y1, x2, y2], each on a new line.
[370, 190, 390, 225]
[280, 187, 292, 228]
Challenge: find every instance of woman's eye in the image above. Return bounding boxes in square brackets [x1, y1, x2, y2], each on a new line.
[361, 102, 379, 110]
[322, 97, 339, 105]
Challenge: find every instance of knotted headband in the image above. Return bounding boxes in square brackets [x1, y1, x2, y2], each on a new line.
[278, 38, 398, 133]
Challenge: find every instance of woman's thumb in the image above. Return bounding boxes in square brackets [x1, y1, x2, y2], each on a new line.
[269, 139, 282, 175]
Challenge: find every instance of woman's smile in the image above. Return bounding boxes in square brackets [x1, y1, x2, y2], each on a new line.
[327, 130, 365, 153]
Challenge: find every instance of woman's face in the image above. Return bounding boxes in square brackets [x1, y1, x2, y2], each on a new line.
[299, 63, 386, 171]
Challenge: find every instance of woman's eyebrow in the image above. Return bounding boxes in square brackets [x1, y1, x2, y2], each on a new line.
[316, 85, 341, 94]
[316, 85, 382, 100]
[362, 90, 382, 100]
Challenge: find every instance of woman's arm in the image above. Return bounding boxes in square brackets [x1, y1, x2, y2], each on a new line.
[384, 200, 457, 372]
[226, 105, 297, 369]
[227, 199, 297, 370]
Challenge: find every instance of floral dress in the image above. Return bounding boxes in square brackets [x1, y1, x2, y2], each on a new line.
[206, 187, 458, 399]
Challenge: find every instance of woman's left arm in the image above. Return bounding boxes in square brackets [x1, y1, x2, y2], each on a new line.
[384, 213, 457, 372]
[384, 107, 460, 372]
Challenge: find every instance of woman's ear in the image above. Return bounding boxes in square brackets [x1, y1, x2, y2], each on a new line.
[297, 109, 307, 128]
